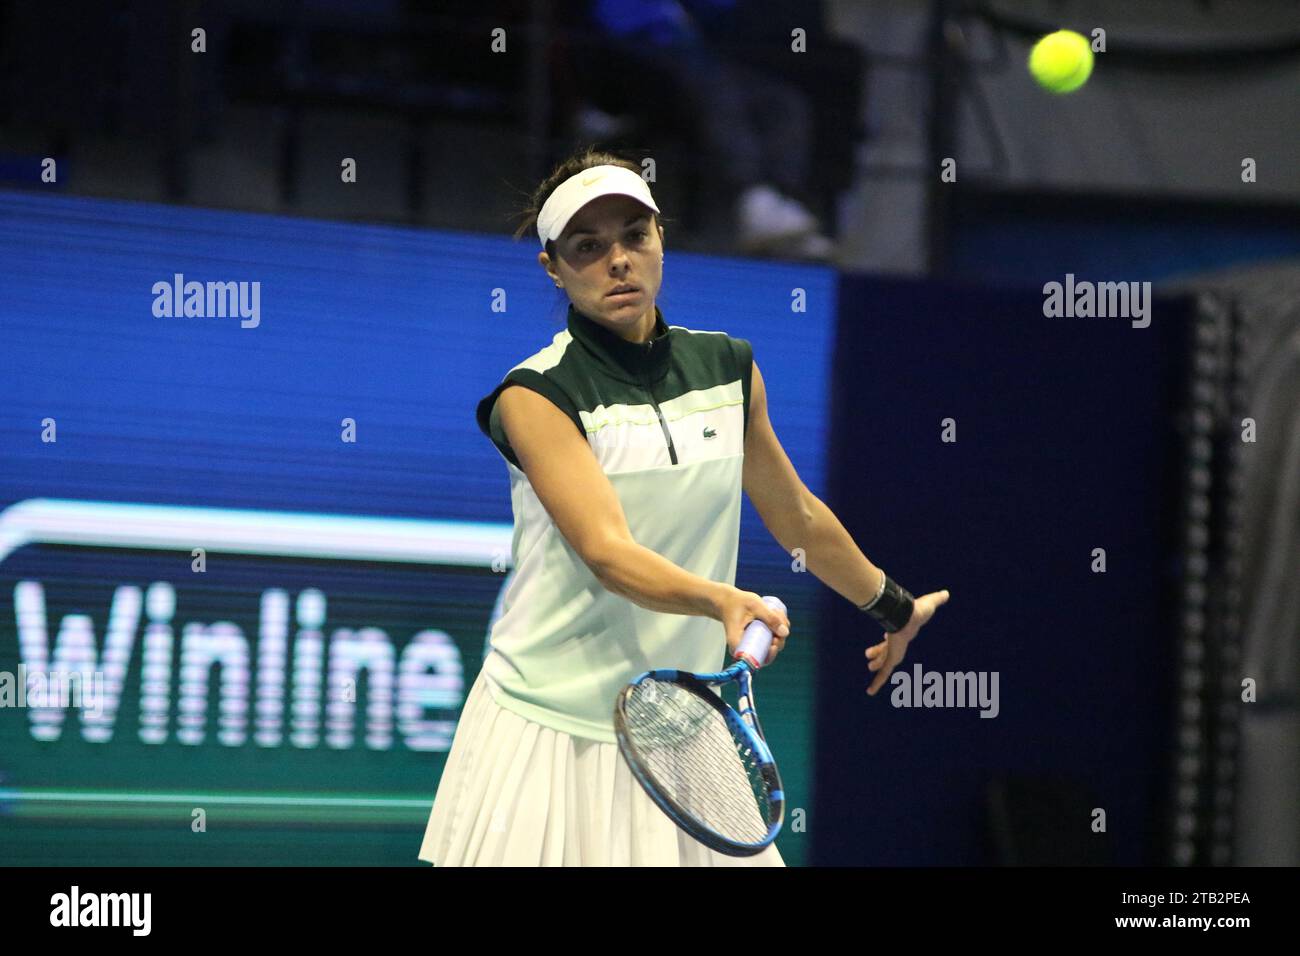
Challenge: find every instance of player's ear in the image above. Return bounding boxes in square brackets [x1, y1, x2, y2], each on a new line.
[538, 250, 558, 286]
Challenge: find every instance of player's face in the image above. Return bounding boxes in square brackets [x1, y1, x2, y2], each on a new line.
[544, 194, 664, 340]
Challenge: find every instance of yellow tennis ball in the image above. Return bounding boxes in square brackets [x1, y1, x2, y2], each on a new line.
[1028, 30, 1094, 93]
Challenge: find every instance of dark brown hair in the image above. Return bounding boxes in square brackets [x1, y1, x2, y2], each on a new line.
[511, 145, 669, 261]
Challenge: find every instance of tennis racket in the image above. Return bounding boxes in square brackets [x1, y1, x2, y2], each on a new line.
[613, 594, 785, 856]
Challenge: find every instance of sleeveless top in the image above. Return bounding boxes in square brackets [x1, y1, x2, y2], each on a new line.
[474, 302, 754, 742]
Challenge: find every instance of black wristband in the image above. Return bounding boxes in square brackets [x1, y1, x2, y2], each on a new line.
[858, 575, 915, 632]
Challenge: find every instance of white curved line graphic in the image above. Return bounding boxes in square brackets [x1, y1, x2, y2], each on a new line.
[0, 498, 514, 566]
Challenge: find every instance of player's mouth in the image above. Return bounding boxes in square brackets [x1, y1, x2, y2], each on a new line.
[606, 284, 640, 299]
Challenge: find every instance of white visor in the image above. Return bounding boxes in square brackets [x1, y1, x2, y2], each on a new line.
[537, 165, 660, 248]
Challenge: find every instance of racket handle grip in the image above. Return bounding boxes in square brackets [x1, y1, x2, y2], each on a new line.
[735, 595, 786, 669]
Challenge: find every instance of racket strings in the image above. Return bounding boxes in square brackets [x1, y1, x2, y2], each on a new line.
[623, 679, 771, 844]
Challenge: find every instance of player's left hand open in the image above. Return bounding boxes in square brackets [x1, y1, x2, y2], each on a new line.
[865, 589, 950, 696]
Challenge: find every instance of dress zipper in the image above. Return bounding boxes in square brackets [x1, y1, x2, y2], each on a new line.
[640, 353, 678, 465]
[649, 396, 678, 465]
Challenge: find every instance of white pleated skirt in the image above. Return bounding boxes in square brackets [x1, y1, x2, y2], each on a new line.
[417, 669, 785, 867]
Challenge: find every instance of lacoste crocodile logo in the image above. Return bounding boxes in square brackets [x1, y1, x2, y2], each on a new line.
[703, 426, 717, 440]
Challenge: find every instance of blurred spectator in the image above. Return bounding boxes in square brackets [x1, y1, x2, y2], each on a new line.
[586, 0, 835, 262]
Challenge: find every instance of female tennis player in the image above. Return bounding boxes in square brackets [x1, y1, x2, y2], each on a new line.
[418, 147, 949, 866]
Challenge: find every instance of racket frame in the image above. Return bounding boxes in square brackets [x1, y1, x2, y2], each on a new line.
[613, 659, 785, 857]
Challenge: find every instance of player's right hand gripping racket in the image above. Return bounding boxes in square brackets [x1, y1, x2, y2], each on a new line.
[613, 595, 785, 856]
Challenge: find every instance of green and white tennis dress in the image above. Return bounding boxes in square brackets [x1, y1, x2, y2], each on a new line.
[418, 303, 784, 866]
